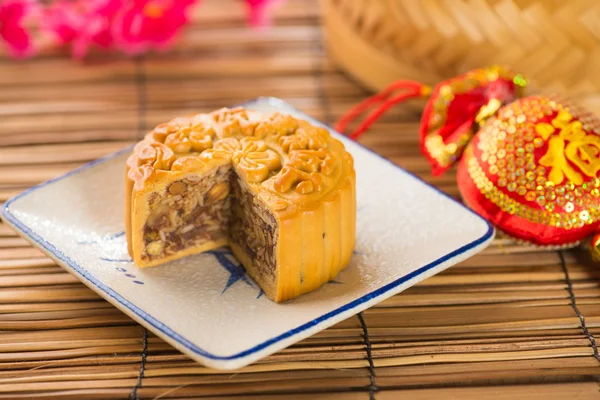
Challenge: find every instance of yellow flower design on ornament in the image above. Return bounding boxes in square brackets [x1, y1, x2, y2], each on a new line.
[537, 110, 600, 185]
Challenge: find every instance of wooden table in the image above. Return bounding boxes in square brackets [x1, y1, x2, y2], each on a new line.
[0, 1, 599, 398]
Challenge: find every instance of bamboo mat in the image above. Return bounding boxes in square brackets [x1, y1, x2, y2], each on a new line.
[1, 0, 599, 398]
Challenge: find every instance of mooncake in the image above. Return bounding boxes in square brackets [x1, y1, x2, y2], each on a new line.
[125, 108, 356, 302]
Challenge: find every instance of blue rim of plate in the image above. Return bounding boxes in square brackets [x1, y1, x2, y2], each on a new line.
[0, 97, 494, 362]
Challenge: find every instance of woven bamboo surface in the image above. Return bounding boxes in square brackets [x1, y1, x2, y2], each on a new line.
[1, 0, 599, 398]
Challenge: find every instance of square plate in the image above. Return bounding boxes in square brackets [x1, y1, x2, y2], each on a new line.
[1, 97, 494, 370]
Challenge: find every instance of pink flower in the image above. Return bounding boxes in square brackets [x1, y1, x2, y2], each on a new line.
[0, 0, 38, 58]
[42, 0, 122, 60]
[245, 0, 281, 28]
[112, 0, 198, 55]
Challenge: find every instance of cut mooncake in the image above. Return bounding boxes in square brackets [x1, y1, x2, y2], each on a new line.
[125, 107, 356, 302]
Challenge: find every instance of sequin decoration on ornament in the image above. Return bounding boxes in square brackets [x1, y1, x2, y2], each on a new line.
[420, 66, 527, 175]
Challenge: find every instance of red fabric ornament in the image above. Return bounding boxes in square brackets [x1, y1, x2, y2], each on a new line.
[420, 67, 525, 176]
[336, 66, 600, 256]
[458, 95, 600, 247]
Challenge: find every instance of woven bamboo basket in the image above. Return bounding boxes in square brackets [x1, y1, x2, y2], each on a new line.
[321, 0, 600, 110]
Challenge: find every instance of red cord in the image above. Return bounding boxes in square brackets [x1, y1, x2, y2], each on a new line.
[335, 80, 430, 140]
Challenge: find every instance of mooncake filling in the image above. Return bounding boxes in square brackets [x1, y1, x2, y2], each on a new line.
[229, 175, 278, 283]
[141, 164, 278, 272]
[142, 164, 231, 262]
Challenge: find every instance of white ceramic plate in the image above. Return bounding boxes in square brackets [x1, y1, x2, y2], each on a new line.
[1, 97, 494, 370]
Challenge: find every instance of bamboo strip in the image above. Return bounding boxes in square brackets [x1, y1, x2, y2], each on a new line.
[0, 324, 144, 339]
[0, 112, 138, 135]
[0, 258, 55, 269]
[0, 189, 22, 202]
[0, 315, 135, 331]
[370, 384, 600, 400]
[0, 350, 596, 390]
[0, 367, 367, 387]
[0, 307, 126, 322]
[0, 142, 132, 166]
[3, 354, 598, 387]
[0, 51, 323, 86]
[377, 289, 600, 307]
[383, 298, 600, 309]
[0, 238, 29, 248]
[0, 266, 65, 276]
[0, 74, 359, 106]
[0, 226, 16, 237]
[0, 163, 95, 183]
[0, 301, 112, 314]
[0, 337, 165, 354]
[0, 354, 191, 372]
[412, 279, 598, 293]
[0, 382, 596, 400]
[0, 286, 99, 303]
[0, 273, 79, 287]
[343, 306, 599, 329]
[297, 333, 586, 347]
[1, 343, 594, 373]
[0, 248, 46, 260]
[1, 371, 596, 397]
[0, 132, 134, 147]
[313, 323, 591, 339]
[34, 371, 586, 393]
[0, 337, 591, 367]
[374, 371, 597, 389]
[457, 252, 566, 267]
